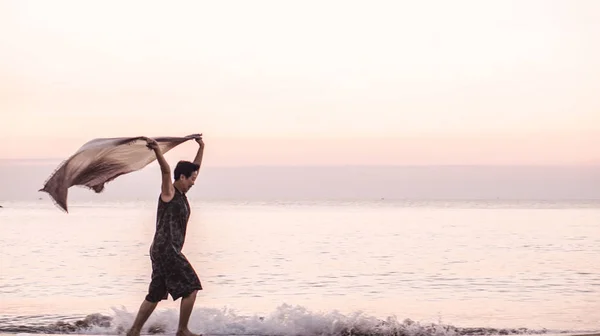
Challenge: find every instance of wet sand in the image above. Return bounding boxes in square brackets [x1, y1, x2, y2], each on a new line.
[1, 334, 599, 336]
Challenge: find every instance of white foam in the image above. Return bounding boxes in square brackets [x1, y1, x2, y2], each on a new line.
[3, 304, 566, 336]
[93, 304, 459, 336]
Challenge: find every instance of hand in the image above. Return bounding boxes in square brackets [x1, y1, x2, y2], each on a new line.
[194, 134, 204, 148]
[144, 137, 159, 150]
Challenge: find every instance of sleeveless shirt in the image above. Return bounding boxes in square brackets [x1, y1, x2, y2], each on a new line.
[150, 188, 191, 256]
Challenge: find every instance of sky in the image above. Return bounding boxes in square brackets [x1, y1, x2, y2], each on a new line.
[1, 0, 599, 165]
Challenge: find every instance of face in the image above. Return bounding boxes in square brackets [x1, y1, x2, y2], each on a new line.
[179, 171, 198, 192]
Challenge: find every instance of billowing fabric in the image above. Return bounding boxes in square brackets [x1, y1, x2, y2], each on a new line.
[146, 188, 202, 302]
[39, 134, 200, 212]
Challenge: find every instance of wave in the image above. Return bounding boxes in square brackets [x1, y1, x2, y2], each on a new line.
[0, 304, 572, 336]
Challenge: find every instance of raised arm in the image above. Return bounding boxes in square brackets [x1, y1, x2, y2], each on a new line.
[192, 134, 205, 168]
[145, 138, 175, 202]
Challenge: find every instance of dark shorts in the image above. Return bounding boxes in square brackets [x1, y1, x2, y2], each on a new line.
[145, 251, 202, 302]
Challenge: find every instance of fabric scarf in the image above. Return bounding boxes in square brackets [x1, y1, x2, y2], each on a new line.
[40, 134, 200, 212]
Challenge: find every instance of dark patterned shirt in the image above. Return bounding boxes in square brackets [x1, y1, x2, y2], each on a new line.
[150, 188, 191, 255]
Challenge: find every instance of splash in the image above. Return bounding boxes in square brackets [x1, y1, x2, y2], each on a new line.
[0, 304, 558, 335]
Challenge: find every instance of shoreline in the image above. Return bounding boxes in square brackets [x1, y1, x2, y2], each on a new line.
[0, 334, 598, 336]
[0, 332, 599, 336]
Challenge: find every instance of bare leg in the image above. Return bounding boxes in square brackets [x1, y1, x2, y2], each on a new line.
[176, 290, 201, 336]
[127, 300, 158, 336]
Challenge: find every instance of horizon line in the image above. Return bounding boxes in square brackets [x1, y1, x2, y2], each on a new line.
[0, 158, 599, 168]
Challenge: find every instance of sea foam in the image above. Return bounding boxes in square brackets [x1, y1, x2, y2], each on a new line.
[2, 304, 556, 336]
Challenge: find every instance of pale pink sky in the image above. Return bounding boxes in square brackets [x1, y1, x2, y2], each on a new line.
[1, 0, 599, 165]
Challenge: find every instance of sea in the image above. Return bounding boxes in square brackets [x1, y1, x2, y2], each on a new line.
[0, 164, 599, 336]
[1, 199, 600, 336]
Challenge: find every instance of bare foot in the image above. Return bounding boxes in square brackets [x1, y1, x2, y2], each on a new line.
[176, 328, 202, 336]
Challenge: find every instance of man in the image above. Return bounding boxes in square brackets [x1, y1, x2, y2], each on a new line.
[127, 135, 205, 336]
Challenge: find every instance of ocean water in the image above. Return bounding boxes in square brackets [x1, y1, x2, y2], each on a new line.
[1, 199, 599, 336]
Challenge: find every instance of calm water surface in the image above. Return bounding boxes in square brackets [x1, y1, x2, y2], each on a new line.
[1, 200, 599, 334]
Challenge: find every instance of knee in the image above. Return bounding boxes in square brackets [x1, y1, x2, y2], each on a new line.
[183, 290, 198, 299]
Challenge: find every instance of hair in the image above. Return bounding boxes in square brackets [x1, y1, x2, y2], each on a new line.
[173, 161, 200, 181]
